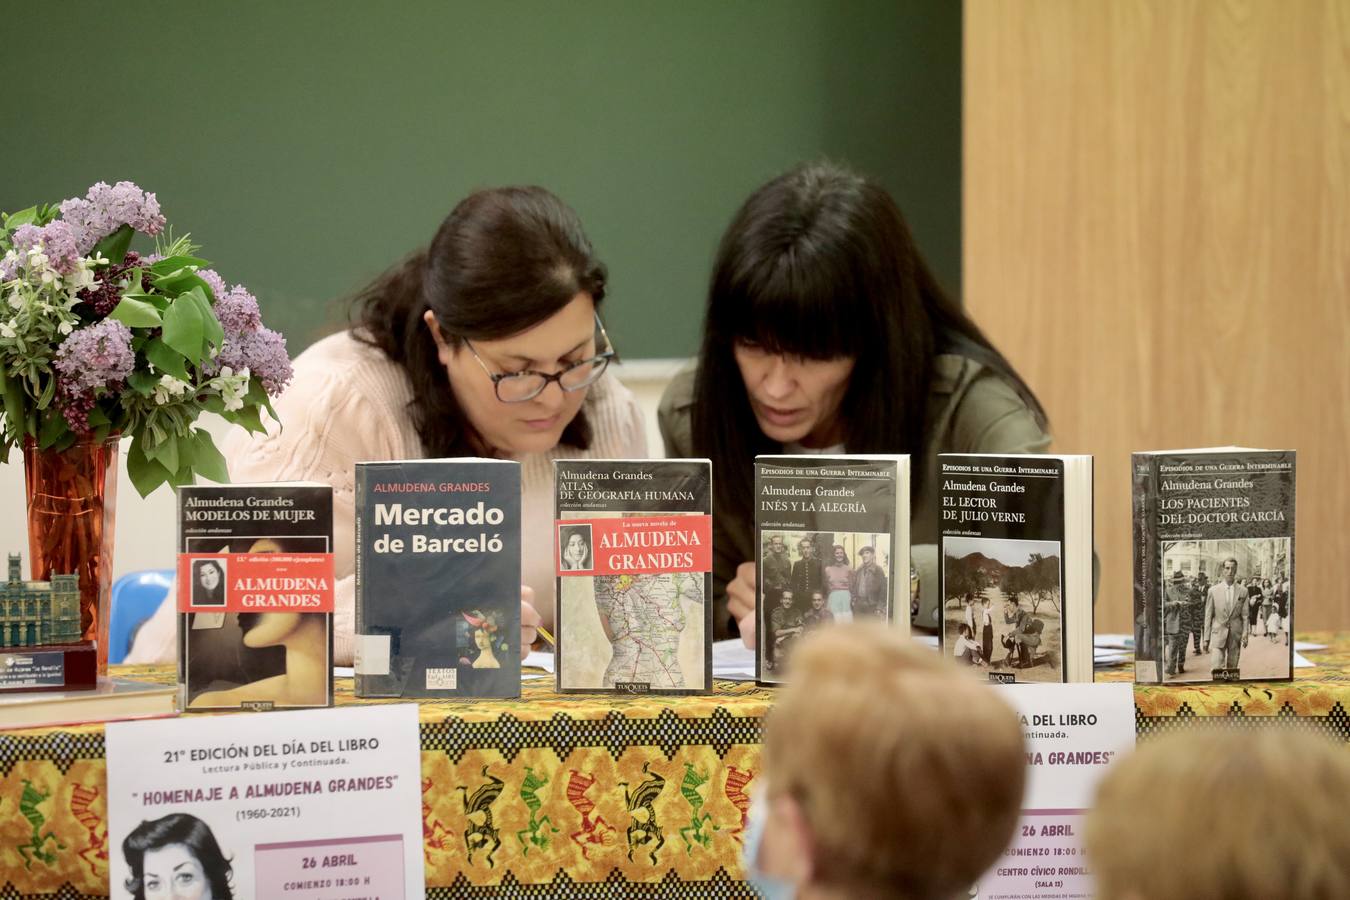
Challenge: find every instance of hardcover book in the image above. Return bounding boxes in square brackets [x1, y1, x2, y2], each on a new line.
[1133, 448, 1295, 684]
[176, 483, 334, 712]
[938, 454, 1094, 683]
[554, 459, 713, 694]
[754, 455, 910, 684]
[0, 677, 176, 730]
[354, 458, 521, 698]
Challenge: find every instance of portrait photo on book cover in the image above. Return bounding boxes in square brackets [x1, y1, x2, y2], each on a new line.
[190, 557, 227, 607]
[183, 536, 330, 710]
[1157, 537, 1292, 683]
[942, 536, 1062, 682]
[558, 512, 708, 691]
[118, 811, 234, 899]
[557, 523, 595, 572]
[760, 530, 892, 677]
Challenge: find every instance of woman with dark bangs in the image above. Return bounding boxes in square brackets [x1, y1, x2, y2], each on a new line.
[659, 161, 1049, 644]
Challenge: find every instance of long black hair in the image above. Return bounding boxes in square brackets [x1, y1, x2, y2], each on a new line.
[692, 161, 1045, 528]
[123, 813, 233, 899]
[352, 187, 607, 456]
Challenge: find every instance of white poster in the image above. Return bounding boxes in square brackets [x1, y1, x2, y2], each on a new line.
[976, 683, 1135, 900]
[106, 704, 424, 900]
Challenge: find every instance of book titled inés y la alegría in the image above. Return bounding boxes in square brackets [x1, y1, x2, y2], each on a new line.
[938, 454, 1094, 684]
[754, 455, 910, 685]
[1133, 448, 1295, 685]
[176, 483, 334, 713]
[354, 458, 521, 699]
[554, 459, 712, 694]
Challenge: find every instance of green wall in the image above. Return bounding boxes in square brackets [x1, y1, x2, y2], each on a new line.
[4, 1, 960, 360]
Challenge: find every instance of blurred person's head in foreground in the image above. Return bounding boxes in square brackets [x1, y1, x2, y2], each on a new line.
[1086, 728, 1350, 900]
[749, 623, 1026, 899]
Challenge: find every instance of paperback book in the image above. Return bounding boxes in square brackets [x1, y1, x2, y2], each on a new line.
[354, 458, 521, 698]
[754, 455, 910, 684]
[1133, 448, 1295, 684]
[176, 483, 334, 712]
[938, 454, 1094, 683]
[554, 459, 712, 694]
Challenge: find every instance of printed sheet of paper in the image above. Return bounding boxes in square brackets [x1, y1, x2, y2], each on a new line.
[107, 704, 423, 899]
[976, 683, 1135, 900]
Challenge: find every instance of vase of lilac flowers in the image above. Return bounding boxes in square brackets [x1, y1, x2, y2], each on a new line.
[0, 182, 293, 673]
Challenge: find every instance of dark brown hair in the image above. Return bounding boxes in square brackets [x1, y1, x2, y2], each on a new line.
[352, 187, 607, 456]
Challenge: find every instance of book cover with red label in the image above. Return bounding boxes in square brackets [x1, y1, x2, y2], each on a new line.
[554, 459, 713, 694]
[175, 483, 334, 712]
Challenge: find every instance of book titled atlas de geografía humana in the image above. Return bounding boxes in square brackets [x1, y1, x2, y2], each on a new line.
[938, 453, 1094, 684]
[354, 458, 521, 699]
[554, 458, 712, 694]
[754, 455, 910, 685]
[1133, 448, 1295, 685]
[177, 483, 334, 713]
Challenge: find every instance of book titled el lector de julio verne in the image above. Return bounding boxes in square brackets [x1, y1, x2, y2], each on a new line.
[177, 483, 334, 713]
[1133, 448, 1295, 685]
[354, 458, 521, 699]
[554, 459, 712, 694]
[754, 455, 910, 685]
[938, 453, 1094, 684]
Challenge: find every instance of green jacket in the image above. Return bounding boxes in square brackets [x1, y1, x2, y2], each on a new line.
[657, 355, 1052, 637]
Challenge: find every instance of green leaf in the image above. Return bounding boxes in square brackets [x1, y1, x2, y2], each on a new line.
[127, 370, 159, 397]
[184, 287, 224, 349]
[53, 431, 77, 453]
[109, 296, 163, 328]
[3, 206, 39, 232]
[126, 437, 171, 498]
[92, 224, 134, 265]
[189, 428, 230, 483]
[149, 254, 211, 277]
[226, 404, 264, 434]
[162, 294, 206, 361]
[153, 270, 209, 297]
[87, 405, 112, 427]
[36, 374, 55, 411]
[148, 431, 179, 475]
[37, 411, 68, 449]
[0, 367, 26, 434]
[144, 338, 190, 381]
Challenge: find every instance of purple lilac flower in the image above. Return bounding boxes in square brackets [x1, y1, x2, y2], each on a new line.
[197, 268, 227, 301]
[11, 221, 83, 275]
[54, 319, 135, 394]
[214, 284, 262, 334]
[78, 251, 147, 318]
[58, 181, 165, 254]
[216, 326, 293, 395]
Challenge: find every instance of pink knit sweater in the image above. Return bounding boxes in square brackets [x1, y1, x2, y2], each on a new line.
[127, 330, 647, 666]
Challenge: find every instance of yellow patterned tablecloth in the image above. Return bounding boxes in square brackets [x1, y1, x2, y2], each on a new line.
[2, 633, 1347, 898]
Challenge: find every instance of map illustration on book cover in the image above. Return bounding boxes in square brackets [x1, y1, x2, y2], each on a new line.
[177, 483, 334, 712]
[1133, 448, 1295, 684]
[355, 458, 521, 699]
[938, 454, 1094, 684]
[754, 455, 910, 685]
[554, 459, 712, 694]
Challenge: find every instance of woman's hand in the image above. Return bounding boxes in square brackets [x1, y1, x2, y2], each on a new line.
[728, 561, 758, 649]
[520, 585, 541, 659]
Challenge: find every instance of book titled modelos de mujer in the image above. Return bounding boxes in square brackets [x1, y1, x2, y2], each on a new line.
[554, 459, 712, 694]
[354, 459, 521, 699]
[176, 483, 334, 713]
[754, 455, 910, 685]
[1133, 448, 1295, 685]
[938, 454, 1094, 684]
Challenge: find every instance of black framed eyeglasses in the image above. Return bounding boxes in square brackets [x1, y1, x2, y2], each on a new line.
[464, 313, 615, 403]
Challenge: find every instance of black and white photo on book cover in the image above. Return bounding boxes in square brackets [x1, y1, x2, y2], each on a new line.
[942, 536, 1062, 681]
[1158, 538, 1292, 683]
[759, 530, 892, 677]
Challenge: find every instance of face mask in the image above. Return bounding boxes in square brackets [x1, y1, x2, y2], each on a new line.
[742, 791, 796, 900]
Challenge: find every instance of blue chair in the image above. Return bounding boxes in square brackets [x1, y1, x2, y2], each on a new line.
[109, 569, 174, 664]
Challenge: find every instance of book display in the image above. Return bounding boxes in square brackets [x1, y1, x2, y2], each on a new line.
[753, 455, 911, 684]
[1133, 448, 1296, 684]
[354, 458, 522, 699]
[938, 453, 1095, 683]
[553, 458, 713, 694]
[176, 483, 335, 712]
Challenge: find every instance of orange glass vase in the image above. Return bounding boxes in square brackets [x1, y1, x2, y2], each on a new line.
[23, 435, 119, 675]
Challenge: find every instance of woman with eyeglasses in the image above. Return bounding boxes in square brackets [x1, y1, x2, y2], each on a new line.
[127, 186, 645, 666]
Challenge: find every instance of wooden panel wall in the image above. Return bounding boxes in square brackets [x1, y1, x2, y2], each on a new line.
[964, 0, 1350, 633]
